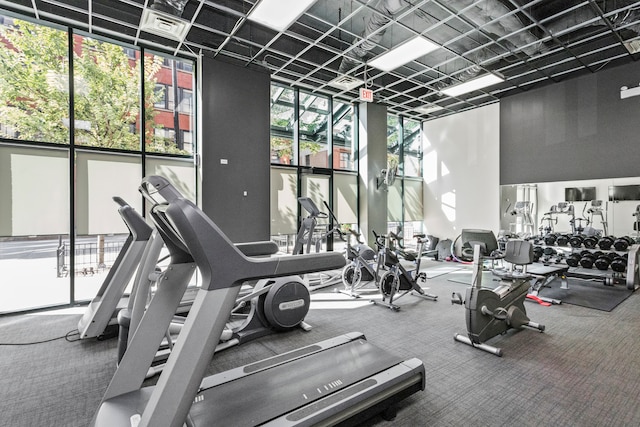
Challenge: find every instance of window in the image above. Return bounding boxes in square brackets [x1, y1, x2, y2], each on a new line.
[146, 55, 195, 155]
[0, 13, 197, 314]
[0, 18, 69, 144]
[333, 101, 356, 171]
[298, 91, 330, 168]
[154, 84, 168, 109]
[73, 34, 142, 150]
[387, 115, 401, 174]
[178, 88, 192, 114]
[403, 119, 422, 177]
[270, 85, 296, 165]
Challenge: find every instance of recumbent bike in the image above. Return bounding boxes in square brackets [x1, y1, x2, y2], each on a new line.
[452, 231, 545, 356]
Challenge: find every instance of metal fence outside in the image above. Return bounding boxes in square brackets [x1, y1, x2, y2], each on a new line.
[57, 237, 125, 277]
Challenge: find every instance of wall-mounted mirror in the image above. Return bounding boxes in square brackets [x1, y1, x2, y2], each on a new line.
[500, 177, 640, 239]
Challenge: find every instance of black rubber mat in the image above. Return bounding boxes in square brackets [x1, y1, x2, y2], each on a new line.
[537, 278, 633, 311]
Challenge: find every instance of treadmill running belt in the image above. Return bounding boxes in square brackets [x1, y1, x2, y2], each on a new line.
[190, 339, 402, 425]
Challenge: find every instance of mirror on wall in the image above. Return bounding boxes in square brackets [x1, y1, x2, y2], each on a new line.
[500, 177, 640, 239]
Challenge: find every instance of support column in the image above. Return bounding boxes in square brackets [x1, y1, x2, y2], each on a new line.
[358, 102, 388, 245]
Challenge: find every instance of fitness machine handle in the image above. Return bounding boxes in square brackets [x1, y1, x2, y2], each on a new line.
[236, 241, 279, 257]
[140, 175, 184, 205]
[112, 196, 128, 207]
[163, 197, 347, 291]
[113, 197, 153, 242]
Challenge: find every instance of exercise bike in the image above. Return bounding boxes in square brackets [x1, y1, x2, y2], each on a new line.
[341, 230, 386, 297]
[374, 232, 438, 311]
[451, 238, 545, 356]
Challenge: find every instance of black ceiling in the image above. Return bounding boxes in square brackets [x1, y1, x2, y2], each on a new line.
[1, 0, 639, 121]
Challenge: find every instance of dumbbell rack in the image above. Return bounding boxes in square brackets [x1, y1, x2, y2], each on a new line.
[533, 241, 640, 291]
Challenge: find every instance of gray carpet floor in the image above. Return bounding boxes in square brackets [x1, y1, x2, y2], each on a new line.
[1, 261, 639, 426]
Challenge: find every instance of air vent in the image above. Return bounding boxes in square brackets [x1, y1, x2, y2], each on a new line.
[415, 105, 444, 115]
[140, 8, 190, 42]
[328, 75, 365, 91]
[624, 39, 640, 54]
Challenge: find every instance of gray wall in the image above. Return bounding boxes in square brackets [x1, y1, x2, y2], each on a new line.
[200, 57, 271, 242]
[358, 102, 388, 244]
[500, 60, 640, 185]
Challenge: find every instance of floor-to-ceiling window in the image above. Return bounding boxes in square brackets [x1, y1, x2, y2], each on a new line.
[0, 14, 196, 313]
[269, 83, 357, 254]
[387, 115, 424, 249]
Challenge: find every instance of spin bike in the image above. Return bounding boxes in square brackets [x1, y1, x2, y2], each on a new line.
[374, 232, 438, 311]
[341, 230, 386, 297]
[451, 239, 545, 356]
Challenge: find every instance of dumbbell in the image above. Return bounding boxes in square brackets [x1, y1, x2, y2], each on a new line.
[611, 253, 629, 273]
[542, 246, 557, 263]
[544, 233, 557, 246]
[579, 251, 596, 269]
[569, 235, 584, 248]
[594, 252, 612, 271]
[583, 236, 598, 249]
[613, 236, 634, 252]
[556, 234, 570, 246]
[533, 246, 543, 262]
[566, 252, 581, 267]
[597, 236, 614, 250]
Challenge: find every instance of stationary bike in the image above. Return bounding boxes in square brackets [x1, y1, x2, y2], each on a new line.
[451, 239, 545, 356]
[374, 232, 438, 311]
[341, 230, 386, 297]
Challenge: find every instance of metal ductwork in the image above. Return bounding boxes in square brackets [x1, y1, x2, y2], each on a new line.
[338, 0, 406, 74]
[150, 0, 189, 17]
[542, 3, 640, 39]
[337, 0, 544, 79]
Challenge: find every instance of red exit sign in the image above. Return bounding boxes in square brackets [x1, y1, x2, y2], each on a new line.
[359, 87, 373, 102]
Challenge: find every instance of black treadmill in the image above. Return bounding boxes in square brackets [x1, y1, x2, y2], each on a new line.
[92, 176, 425, 427]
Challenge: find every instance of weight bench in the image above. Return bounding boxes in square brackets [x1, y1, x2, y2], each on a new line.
[527, 264, 569, 305]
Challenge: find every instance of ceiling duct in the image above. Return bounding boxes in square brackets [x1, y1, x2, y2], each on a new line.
[338, 0, 544, 79]
[149, 0, 189, 17]
[338, 0, 406, 74]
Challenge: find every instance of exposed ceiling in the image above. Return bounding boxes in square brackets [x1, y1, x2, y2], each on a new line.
[1, 0, 640, 121]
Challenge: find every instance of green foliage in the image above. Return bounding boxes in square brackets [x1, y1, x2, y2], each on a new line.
[0, 19, 189, 154]
[0, 21, 69, 143]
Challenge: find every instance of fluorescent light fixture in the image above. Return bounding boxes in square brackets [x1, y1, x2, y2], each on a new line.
[441, 73, 504, 97]
[140, 8, 190, 42]
[415, 105, 444, 115]
[247, 0, 316, 32]
[369, 37, 439, 72]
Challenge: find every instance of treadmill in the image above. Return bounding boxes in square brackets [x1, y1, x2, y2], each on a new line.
[77, 197, 153, 340]
[92, 176, 425, 427]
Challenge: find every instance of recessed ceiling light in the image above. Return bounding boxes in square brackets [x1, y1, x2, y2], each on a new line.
[415, 105, 444, 115]
[369, 37, 439, 72]
[247, 0, 316, 32]
[441, 73, 504, 97]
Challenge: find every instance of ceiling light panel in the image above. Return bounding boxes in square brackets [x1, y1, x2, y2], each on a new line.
[247, 0, 316, 32]
[440, 73, 504, 97]
[369, 37, 440, 72]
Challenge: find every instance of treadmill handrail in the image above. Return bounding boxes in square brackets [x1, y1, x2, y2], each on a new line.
[140, 175, 184, 204]
[165, 198, 345, 291]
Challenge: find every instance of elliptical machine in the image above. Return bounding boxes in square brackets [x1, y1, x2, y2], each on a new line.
[451, 238, 545, 356]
